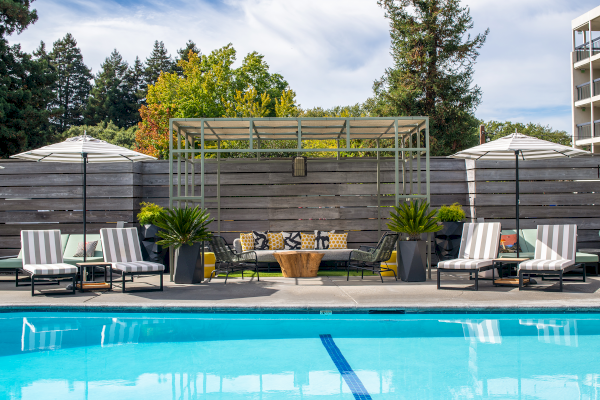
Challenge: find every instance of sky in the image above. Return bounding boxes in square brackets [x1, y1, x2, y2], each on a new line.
[8, 0, 600, 133]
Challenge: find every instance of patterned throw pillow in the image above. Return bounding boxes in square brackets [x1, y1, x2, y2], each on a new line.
[314, 230, 334, 250]
[301, 233, 315, 250]
[281, 232, 302, 250]
[253, 231, 269, 250]
[73, 241, 98, 257]
[329, 233, 348, 249]
[267, 232, 284, 250]
[240, 233, 255, 251]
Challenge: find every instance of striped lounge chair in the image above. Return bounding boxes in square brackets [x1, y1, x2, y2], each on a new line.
[100, 228, 164, 292]
[20, 230, 78, 296]
[437, 222, 501, 291]
[518, 224, 584, 292]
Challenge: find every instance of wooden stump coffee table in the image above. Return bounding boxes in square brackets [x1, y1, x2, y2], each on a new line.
[274, 251, 324, 278]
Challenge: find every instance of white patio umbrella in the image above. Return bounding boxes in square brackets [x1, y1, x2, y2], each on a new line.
[449, 132, 590, 257]
[11, 134, 156, 260]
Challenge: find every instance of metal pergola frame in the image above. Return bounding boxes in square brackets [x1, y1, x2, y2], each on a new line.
[168, 117, 432, 279]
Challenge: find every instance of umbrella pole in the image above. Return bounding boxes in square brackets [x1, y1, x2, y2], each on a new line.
[515, 151, 520, 258]
[83, 153, 88, 262]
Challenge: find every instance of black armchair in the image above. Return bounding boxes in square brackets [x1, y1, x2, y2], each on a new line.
[347, 232, 399, 282]
[207, 236, 260, 284]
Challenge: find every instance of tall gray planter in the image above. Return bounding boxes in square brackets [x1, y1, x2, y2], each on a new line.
[398, 240, 427, 282]
[174, 242, 204, 284]
[434, 221, 464, 262]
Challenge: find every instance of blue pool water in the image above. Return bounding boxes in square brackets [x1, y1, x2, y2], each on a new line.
[0, 312, 598, 399]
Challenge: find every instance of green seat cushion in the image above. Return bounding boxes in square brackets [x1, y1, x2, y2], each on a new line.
[0, 257, 22, 269]
[499, 252, 534, 259]
[63, 234, 103, 260]
[63, 256, 105, 266]
[576, 252, 599, 263]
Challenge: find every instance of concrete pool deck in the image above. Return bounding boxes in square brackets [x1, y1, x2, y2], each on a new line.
[1, 272, 600, 312]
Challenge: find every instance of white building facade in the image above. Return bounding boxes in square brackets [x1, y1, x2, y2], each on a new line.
[572, 6, 600, 152]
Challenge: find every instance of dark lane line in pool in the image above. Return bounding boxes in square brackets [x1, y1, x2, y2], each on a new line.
[319, 334, 372, 400]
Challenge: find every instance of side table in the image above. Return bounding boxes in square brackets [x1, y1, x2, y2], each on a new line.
[492, 258, 531, 287]
[75, 262, 113, 292]
[273, 251, 324, 277]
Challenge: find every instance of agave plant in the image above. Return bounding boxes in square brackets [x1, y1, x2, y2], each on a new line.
[387, 200, 442, 241]
[154, 206, 213, 249]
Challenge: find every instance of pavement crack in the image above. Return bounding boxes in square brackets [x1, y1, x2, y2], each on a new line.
[327, 276, 358, 305]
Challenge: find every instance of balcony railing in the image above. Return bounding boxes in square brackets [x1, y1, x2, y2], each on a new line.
[575, 121, 600, 141]
[577, 82, 591, 100]
[575, 37, 600, 62]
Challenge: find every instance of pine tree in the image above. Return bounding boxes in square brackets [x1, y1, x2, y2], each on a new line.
[0, 1, 57, 157]
[130, 56, 146, 105]
[48, 33, 92, 132]
[174, 40, 200, 76]
[144, 40, 174, 86]
[85, 49, 138, 128]
[370, 0, 489, 155]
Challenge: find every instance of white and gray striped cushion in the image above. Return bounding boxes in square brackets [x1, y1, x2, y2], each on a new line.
[437, 259, 494, 270]
[518, 225, 577, 271]
[21, 230, 64, 265]
[100, 228, 144, 263]
[112, 261, 164, 273]
[23, 263, 77, 275]
[457, 223, 501, 260]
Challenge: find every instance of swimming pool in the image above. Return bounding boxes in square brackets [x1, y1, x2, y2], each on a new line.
[0, 311, 597, 399]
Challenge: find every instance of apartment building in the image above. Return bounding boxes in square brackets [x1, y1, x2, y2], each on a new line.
[572, 6, 600, 152]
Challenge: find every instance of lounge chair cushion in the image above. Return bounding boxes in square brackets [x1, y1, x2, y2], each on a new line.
[519, 259, 575, 271]
[438, 259, 494, 270]
[500, 251, 597, 264]
[112, 261, 165, 273]
[0, 257, 23, 270]
[23, 263, 77, 275]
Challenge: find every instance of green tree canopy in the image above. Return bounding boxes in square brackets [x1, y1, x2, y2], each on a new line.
[0, 1, 56, 157]
[48, 33, 92, 132]
[85, 49, 139, 128]
[483, 121, 572, 146]
[144, 40, 174, 86]
[368, 0, 488, 156]
[61, 121, 137, 149]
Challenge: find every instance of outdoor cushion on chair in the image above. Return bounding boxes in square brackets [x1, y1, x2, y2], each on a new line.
[519, 259, 574, 271]
[23, 264, 77, 275]
[437, 259, 494, 270]
[112, 261, 164, 273]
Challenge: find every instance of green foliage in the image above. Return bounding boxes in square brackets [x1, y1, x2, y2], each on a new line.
[48, 33, 92, 132]
[0, 3, 57, 158]
[61, 121, 137, 148]
[369, 0, 488, 156]
[154, 206, 213, 249]
[144, 40, 174, 86]
[483, 120, 571, 146]
[137, 202, 165, 226]
[84, 49, 140, 129]
[437, 203, 465, 222]
[387, 200, 442, 240]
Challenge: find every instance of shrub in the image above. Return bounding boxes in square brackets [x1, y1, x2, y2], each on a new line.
[387, 200, 442, 241]
[137, 202, 165, 225]
[437, 203, 465, 222]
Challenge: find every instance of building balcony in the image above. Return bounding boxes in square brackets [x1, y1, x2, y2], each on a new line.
[574, 38, 600, 62]
[575, 79, 600, 101]
[575, 121, 600, 141]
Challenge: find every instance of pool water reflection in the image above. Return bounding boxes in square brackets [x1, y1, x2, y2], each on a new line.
[0, 312, 598, 399]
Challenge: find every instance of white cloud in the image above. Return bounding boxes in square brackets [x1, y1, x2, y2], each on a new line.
[8, 0, 600, 133]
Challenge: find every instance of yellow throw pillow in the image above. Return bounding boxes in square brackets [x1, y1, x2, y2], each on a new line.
[301, 233, 315, 250]
[240, 233, 254, 251]
[329, 233, 348, 249]
[267, 232, 284, 250]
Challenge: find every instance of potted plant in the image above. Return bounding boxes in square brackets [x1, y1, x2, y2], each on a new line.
[155, 206, 213, 284]
[387, 200, 442, 282]
[435, 203, 466, 263]
[137, 202, 166, 263]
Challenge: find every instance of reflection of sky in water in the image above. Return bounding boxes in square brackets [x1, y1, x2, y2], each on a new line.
[1, 313, 599, 399]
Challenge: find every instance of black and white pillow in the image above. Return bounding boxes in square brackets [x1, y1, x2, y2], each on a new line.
[73, 241, 98, 257]
[314, 230, 333, 250]
[253, 231, 269, 250]
[281, 232, 301, 250]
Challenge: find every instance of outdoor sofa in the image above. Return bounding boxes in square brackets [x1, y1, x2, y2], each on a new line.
[232, 238, 353, 263]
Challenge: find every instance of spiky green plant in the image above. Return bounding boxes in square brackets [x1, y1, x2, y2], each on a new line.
[387, 200, 442, 241]
[154, 206, 213, 249]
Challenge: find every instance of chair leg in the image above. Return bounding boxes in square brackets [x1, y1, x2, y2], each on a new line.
[519, 270, 523, 290]
[241, 270, 244, 279]
[393, 269, 397, 281]
[15, 268, 19, 287]
[122, 272, 126, 293]
[31, 276, 35, 296]
[583, 264, 587, 283]
[346, 264, 350, 281]
[378, 271, 383, 283]
[437, 268, 441, 290]
[160, 272, 163, 291]
[224, 271, 229, 284]
[559, 271, 563, 292]
[474, 271, 479, 291]
[72, 276, 76, 294]
[361, 269, 364, 279]
[256, 266, 260, 282]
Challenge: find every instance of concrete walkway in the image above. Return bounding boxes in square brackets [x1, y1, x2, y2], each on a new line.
[1, 272, 600, 312]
